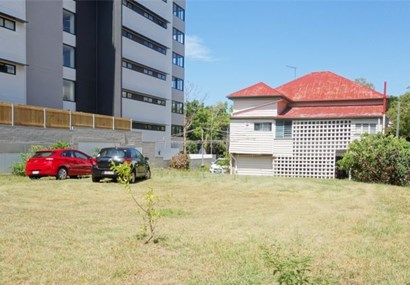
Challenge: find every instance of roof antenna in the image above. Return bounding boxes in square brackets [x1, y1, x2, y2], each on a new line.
[286, 65, 297, 79]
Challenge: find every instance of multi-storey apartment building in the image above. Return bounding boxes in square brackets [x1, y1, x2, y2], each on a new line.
[0, 0, 185, 159]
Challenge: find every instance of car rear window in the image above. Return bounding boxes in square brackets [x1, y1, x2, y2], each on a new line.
[98, 149, 126, 158]
[33, 151, 55, 158]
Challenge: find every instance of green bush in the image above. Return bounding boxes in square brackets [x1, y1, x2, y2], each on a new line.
[169, 153, 190, 169]
[262, 244, 333, 285]
[338, 133, 410, 186]
[11, 141, 71, 176]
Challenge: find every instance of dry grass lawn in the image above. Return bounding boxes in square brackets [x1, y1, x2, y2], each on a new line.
[0, 170, 409, 284]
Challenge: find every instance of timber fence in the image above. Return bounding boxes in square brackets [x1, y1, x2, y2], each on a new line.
[0, 102, 131, 131]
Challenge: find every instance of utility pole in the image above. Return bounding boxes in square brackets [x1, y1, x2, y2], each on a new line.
[396, 101, 401, 137]
[201, 128, 204, 166]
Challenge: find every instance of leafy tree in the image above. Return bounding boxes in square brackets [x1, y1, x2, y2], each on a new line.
[386, 92, 410, 139]
[354, 77, 375, 90]
[338, 133, 410, 186]
[185, 101, 230, 156]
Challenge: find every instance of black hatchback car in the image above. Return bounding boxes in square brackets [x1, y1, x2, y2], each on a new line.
[91, 147, 151, 183]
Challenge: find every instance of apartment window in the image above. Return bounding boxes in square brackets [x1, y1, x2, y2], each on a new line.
[173, 3, 185, 21]
[122, 59, 166, 81]
[63, 79, 75, 101]
[122, 0, 167, 29]
[63, 9, 75, 34]
[172, 77, 184, 91]
[276, 120, 292, 138]
[0, 16, 16, 31]
[122, 90, 166, 106]
[132, 121, 166, 132]
[171, 125, 183, 137]
[173, 28, 184, 44]
[0, 61, 16, 75]
[172, 101, 184, 114]
[172, 52, 184, 67]
[254, 122, 272, 132]
[122, 28, 167, 55]
[63, 45, 75, 68]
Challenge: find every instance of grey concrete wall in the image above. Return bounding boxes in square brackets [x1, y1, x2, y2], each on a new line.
[26, 0, 63, 109]
[0, 125, 143, 173]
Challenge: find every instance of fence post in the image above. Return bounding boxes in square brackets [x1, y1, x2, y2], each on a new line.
[11, 104, 14, 127]
[130, 118, 132, 131]
[112, 116, 115, 130]
[93, 114, 95, 128]
[43, 108, 46, 128]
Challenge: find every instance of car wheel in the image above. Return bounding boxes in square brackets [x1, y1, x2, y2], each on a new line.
[130, 170, 136, 184]
[56, 167, 68, 180]
[29, 176, 40, 180]
[92, 176, 100, 183]
[145, 168, 151, 180]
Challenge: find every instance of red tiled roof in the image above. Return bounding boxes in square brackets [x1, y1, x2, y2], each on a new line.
[275, 71, 385, 101]
[227, 82, 282, 98]
[276, 105, 384, 119]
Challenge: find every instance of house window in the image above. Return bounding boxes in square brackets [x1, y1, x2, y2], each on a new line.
[63, 9, 75, 34]
[132, 121, 166, 132]
[122, 90, 166, 106]
[172, 77, 184, 91]
[355, 123, 377, 134]
[0, 62, 16, 75]
[0, 16, 16, 31]
[254, 122, 272, 132]
[171, 125, 183, 136]
[173, 3, 185, 21]
[63, 45, 75, 68]
[63, 79, 75, 101]
[122, 0, 167, 29]
[122, 28, 167, 55]
[172, 101, 184, 114]
[122, 59, 166, 80]
[276, 120, 292, 138]
[173, 28, 184, 44]
[172, 52, 184, 67]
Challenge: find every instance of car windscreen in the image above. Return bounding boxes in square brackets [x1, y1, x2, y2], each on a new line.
[98, 149, 126, 158]
[33, 151, 55, 158]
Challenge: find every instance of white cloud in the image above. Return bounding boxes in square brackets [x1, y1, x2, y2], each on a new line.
[185, 35, 215, 62]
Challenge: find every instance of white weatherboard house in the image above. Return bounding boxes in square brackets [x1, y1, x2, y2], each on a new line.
[227, 71, 387, 178]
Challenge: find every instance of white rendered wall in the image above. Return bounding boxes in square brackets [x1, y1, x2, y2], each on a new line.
[0, 2, 26, 104]
[0, 65, 26, 104]
[122, 68, 170, 99]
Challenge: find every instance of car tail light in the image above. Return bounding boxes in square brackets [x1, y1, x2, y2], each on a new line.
[124, 158, 132, 164]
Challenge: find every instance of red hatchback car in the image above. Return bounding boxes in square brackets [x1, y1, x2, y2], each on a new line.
[25, 149, 95, 180]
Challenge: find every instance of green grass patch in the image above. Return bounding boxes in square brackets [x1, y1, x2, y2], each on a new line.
[1, 170, 409, 284]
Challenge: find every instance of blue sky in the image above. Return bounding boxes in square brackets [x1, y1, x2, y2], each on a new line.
[184, 0, 410, 105]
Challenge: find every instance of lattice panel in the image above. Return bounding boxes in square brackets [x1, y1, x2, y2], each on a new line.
[273, 120, 351, 179]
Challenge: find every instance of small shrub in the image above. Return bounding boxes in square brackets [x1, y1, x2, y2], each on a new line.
[261, 244, 334, 285]
[338, 133, 410, 186]
[169, 153, 190, 169]
[49, 141, 71, 150]
[111, 161, 161, 244]
[11, 145, 45, 176]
